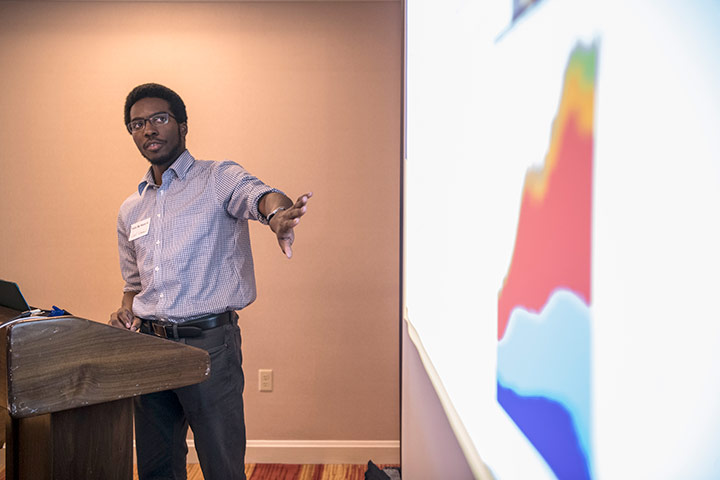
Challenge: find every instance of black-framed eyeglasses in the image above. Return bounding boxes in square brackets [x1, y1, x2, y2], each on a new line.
[127, 112, 176, 133]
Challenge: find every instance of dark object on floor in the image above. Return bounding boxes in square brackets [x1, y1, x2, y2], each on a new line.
[365, 461, 389, 480]
[365, 460, 402, 480]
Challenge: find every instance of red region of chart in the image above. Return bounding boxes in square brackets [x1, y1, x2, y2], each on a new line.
[497, 47, 595, 340]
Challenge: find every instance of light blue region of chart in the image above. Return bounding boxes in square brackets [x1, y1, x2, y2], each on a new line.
[498, 288, 592, 462]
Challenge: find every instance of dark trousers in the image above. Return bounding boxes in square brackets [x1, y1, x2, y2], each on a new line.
[134, 314, 246, 480]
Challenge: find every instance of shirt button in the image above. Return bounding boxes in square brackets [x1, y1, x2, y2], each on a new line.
[159, 293, 164, 298]
[160, 191, 164, 196]
[155, 266, 160, 271]
[157, 213, 161, 218]
[156, 240, 160, 245]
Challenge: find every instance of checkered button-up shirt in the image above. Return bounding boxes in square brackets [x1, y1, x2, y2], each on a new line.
[117, 150, 282, 322]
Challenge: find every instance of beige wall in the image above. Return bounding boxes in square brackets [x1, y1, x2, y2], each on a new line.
[0, 1, 401, 446]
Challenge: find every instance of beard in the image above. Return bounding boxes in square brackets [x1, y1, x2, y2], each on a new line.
[143, 141, 185, 167]
[142, 123, 186, 167]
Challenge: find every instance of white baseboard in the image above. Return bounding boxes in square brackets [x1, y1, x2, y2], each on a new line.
[9, 439, 399, 468]
[186, 439, 400, 465]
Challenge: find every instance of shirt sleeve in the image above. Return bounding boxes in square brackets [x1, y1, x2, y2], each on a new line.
[117, 209, 141, 293]
[213, 160, 284, 224]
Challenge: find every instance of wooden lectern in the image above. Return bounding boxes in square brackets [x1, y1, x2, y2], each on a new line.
[0, 306, 210, 479]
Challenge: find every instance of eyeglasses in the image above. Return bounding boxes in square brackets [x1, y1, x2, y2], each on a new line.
[127, 112, 176, 133]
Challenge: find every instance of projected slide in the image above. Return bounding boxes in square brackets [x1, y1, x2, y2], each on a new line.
[497, 43, 596, 479]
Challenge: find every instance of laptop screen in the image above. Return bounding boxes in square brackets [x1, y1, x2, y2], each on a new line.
[0, 280, 31, 311]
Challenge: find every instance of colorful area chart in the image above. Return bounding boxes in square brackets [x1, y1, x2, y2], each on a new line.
[497, 43, 597, 479]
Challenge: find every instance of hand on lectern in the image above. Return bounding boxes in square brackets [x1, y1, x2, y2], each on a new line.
[109, 307, 141, 332]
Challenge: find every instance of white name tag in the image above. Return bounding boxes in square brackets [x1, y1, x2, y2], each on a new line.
[129, 217, 151, 241]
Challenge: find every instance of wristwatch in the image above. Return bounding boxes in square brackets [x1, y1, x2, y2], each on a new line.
[267, 206, 286, 222]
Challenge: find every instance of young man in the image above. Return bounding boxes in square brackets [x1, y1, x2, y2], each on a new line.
[109, 83, 311, 480]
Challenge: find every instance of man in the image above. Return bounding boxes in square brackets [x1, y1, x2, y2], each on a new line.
[109, 83, 311, 480]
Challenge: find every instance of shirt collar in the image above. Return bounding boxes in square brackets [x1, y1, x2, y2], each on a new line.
[137, 150, 195, 195]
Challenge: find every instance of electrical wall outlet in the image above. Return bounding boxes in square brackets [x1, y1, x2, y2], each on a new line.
[259, 369, 273, 392]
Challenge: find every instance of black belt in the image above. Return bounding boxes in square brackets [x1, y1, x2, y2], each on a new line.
[142, 311, 234, 339]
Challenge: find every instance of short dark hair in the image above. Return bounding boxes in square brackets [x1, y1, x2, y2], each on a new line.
[124, 83, 188, 127]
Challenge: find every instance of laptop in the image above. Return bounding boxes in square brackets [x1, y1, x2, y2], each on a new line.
[0, 280, 31, 311]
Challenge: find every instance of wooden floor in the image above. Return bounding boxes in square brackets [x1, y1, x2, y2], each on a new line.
[1, 464, 399, 479]
[141, 464, 397, 480]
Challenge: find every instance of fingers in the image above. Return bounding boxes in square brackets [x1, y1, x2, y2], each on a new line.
[121, 309, 134, 328]
[108, 313, 123, 328]
[279, 238, 293, 259]
[292, 192, 313, 213]
[282, 192, 313, 221]
[294, 191, 313, 206]
[109, 308, 136, 330]
[277, 228, 295, 259]
[296, 192, 312, 210]
[273, 204, 308, 233]
[130, 317, 142, 332]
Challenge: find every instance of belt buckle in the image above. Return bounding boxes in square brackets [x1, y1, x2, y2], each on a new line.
[151, 321, 172, 338]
